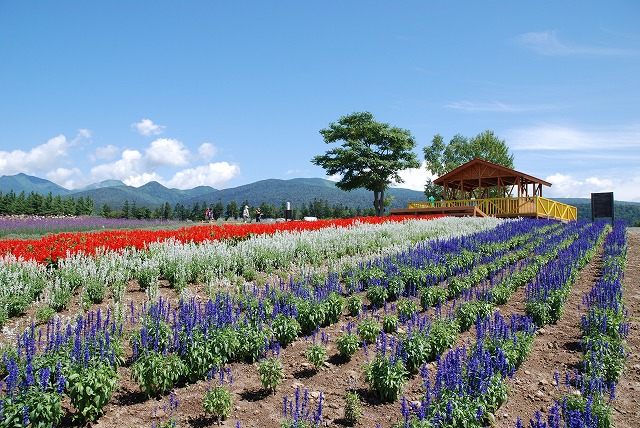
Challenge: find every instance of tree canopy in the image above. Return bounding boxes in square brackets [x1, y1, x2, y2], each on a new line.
[312, 112, 420, 216]
[423, 130, 514, 198]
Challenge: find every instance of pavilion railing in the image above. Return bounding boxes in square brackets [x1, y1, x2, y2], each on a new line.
[407, 196, 577, 221]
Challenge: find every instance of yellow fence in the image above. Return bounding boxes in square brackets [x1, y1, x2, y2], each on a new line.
[408, 196, 577, 221]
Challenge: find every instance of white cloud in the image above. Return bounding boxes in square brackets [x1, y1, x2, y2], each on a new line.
[165, 162, 240, 189]
[144, 138, 190, 167]
[74, 129, 92, 142]
[90, 149, 145, 182]
[46, 167, 83, 190]
[131, 118, 165, 136]
[123, 172, 164, 187]
[545, 172, 640, 202]
[90, 144, 119, 161]
[514, 30, 636, 56]
[197, 143, 218, 161]
[0, 135, 73, 175]
[392, 161, 435, 191]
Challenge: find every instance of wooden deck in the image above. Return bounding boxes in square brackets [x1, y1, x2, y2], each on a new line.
[391, 196, 577, 221]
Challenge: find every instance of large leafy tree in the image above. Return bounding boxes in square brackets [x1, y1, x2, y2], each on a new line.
[423, 130, 514, 198]
[312, 112, 420, 216]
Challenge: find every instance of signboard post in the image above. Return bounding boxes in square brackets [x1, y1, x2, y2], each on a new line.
[590, 192, 614, 224]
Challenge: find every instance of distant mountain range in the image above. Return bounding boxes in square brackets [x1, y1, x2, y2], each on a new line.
[0, 173, 428, 211]
[1, 173, 639, 224]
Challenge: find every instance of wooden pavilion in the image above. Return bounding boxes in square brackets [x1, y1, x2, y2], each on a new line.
[390, 158, 577, 221]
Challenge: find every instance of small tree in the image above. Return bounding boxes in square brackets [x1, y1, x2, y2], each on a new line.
[312, 112, 420, 216]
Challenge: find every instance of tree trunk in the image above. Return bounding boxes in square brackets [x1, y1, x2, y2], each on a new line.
[373, 189, 384, 216]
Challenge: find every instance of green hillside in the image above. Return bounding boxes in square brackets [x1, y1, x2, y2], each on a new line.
[0, 173, 71, 196]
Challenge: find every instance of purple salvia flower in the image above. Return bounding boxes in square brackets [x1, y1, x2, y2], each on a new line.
[22, 405, 30, 426]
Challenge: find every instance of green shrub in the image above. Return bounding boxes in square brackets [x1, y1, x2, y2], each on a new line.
[271, 314, 301, 347]
[419, 286, 447, 310]
[322, 292, 344, 326]
[305, 344, 327, 370]
[296, 300, 326, 335]
[257, 357, 284, 394]
[358, 318, 381, 344]
[364, 354, 407, 402]
[0, 388, 63, 428]
[132, 351, 185, 398]
[337, 332, 360, 359]
[396, 297, 419, 320]
[68, 364, 119, 422]
[35, 306, 57, 325]
[203, 385, 234, 425]
[344, 391, 363, 426]
[346, 295, 363, 316]
[401, 330, 430, 373]
[382, 314, 398, 333]
[366, 285, 388, 308]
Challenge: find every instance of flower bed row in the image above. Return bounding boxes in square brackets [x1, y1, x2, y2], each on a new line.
[0, 215, 444, 265]
[519, 221, 628, 428]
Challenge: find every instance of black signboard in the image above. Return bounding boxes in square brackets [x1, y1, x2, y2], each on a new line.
[591, 192, 614, 222]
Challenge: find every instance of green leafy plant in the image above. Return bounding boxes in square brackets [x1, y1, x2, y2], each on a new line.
[337, 332, 360, 359]
[35, 306, 57, 325]
[401, 330, 431, 373]
[344, 391, 363, 426]
[135, 262, 160, 291]
[237, 324, 269, 362]
[562, 393, 612, 428]
[296, 300, 326, 335]
[346, 295, 363, 316]
[84, 277, 106, 304]
[67, 364, 119, 422]
[382, 314, 398, 333]
[456, 300, 494, 332]
[305, 343, 327, 370]
[183, 334, 224, 383]
[322, 292, 345, 326]
[447, 276, 471, 298]
[425, 317, 459, 360]
[364, 353, 407, 402]
[203, 385, 234, 426]
[396, 297, 418, 320]
[271, 313, 301, 347]
[132, 351, 185, 398]
[0, 388, 63, 428]
[366, 285, 388, 308]
[257, 357, 284, 394]
[419, 286, 448, 310]
[358, 318, 381, 344]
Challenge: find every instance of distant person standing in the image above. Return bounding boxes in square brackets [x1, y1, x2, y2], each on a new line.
[255, 208, 262, 223]
[242, 205, 250, 223]
[428, 195, 435, 206]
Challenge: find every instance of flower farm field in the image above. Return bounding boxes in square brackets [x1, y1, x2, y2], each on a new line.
[0, 216, 638, 428]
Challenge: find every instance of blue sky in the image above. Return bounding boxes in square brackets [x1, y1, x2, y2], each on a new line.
[1, 1, 639, 201]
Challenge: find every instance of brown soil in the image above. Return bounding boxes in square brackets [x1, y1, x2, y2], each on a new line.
[3, 228, 640, 428]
